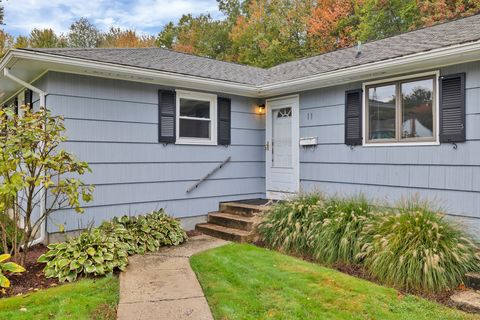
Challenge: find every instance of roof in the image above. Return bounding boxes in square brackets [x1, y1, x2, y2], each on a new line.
[18, 14, 480, 87]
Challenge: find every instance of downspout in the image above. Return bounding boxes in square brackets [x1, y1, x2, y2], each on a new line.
[4, 68, 47, 246]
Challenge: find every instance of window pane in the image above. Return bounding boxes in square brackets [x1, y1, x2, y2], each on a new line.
[180, 98, 210, 118]
[179, 119, 210, 138]
[401, 79, 434, 139]
[368, 84, 396, 140]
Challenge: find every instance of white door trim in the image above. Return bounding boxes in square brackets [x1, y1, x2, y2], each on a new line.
[265, 95, 300, 199]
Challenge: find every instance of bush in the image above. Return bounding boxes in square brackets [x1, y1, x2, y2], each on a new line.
[313, 195, 376, 265]
[38, 229, 129, 282]
[258, 193, 329, 255]
[0, 254, 25, 293]
[99, 210, 187, 255]
[358, 199, 480, 292]
[38, 210, 187, 282]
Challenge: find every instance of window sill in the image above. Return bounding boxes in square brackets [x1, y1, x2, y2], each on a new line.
[175, 139, 218, 146]
[362, 140, 440, 147]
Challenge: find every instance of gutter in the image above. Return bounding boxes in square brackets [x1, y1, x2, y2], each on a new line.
[4, 68, 47, 246]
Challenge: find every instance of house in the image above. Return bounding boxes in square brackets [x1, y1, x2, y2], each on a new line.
[1, 14, 480, 242]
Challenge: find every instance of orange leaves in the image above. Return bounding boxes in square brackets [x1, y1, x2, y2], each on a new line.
[307, 0, 357, 52]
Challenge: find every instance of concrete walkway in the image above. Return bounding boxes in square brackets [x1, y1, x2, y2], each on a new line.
[117, 235, 228, 320]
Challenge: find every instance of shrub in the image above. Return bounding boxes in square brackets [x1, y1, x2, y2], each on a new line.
[358, 199, 480, 292]
[0, 253, 25, 293]
[258, 193, 329, 255]
[313, 195, 377, 265]
[38, 229, 129, 282]
[38, 210, 187, 282]
[99, 210, 187, 255]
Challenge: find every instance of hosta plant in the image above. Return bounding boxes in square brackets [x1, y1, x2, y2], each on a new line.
[99, 210, 187, 255]
[0, 253, 25, 293]
[358, 198, 480, 292]
[38, 229, 129, 282]
[258, 193, 330, 255]
[313, 195, 378, 265]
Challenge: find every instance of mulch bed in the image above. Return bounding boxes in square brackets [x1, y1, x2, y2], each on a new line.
[2, 245, 59, 298]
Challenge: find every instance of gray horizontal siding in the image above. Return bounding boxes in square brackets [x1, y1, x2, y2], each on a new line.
[43, 71, 266, 232]
[299, 61, 480, 233]
[47, 192, 265, 233]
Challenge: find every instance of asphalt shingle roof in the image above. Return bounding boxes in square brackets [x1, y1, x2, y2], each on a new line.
[21, 14, 480, 86]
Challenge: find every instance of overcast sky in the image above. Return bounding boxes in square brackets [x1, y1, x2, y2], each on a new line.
[3, 0, 222, 36]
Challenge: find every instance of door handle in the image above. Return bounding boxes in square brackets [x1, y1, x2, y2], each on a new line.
[265, 141, 269, 151]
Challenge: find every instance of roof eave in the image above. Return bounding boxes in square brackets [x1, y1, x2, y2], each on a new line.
[2, 40, 480, 99]
[259, 40, 480, 97]
[2, 49, 262, 98]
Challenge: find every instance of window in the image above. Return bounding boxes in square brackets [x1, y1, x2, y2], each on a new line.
[176, 90, 217, 145]
[365, 73, 437, 145]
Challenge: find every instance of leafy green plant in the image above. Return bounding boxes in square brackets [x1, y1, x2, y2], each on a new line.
[258, 193, 329, 255]
[313, 195, 377, 265]
[0, 253, 25, 292]
[38, 210, 187, 282]
[358, 198, 480, 292]
[99, 210, 187, 255]
[38, 229, 129, 282]
[0, 106, 93, 264]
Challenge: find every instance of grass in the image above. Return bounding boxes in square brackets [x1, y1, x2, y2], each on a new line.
[0, 276, 119, 320]
[190, 243, 479, 320]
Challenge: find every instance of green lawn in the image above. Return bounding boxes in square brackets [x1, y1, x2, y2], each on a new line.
[0, 276, 119, 320]
[190, 243, 479, 320]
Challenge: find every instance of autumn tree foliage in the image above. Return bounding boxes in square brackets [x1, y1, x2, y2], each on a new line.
[307, 0, 356, 53]
[1, 2, 480, 66]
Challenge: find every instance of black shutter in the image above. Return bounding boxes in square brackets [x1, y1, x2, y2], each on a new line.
[217, 97, 231, 145]
[24, 89, 33, 110]
[158, 90, 176, 143]
[345, 89, 363, 146]
[440, 73, 466, 143]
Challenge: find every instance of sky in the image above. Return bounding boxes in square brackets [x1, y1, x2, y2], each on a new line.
[3, 0, 222, 36]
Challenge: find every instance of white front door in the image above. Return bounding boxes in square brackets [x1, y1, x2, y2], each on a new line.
[266, 95, 299, 199]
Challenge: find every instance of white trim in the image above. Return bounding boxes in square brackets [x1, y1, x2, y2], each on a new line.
[362, 70, 440, 147]
[265, 95, 300, 198]
[175, 89, 217, 145]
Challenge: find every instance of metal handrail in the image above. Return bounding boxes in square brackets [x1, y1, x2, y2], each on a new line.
[186, 156, 231, 193]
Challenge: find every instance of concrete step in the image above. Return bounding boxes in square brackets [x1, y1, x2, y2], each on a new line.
[466, 273, 480, 291]
[219, 201, 270, 217]
[208, 212, 256, 231]
[450, 290, 480, 313]
[196, 223, 253, 243]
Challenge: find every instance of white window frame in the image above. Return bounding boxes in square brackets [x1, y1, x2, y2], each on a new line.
[175, 89, 217, 145]
[362, 70, 440, 147]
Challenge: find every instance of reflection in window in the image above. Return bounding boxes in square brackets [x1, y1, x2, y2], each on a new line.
[178, 98, 211, 139]
[366, 75, 436, 144]
[368, 85, 396, 140]
[401, 79, 433, 139]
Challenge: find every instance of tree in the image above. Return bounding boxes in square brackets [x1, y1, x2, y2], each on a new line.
[228, 0, 313, 67]
[0, 30, 13, 57]
[0, 0, 4, 25]
[29, 28, 67, 48]
[13, 35, 28, 49]
[354, 0, 421, 41]
[0, 106, 94, 264]
[157, 14, 231, 59]
[418, 0, 480, 26]
[100, 27, 155, 48]
[308, 0, 357, 53]
[68, 17, 100, 48]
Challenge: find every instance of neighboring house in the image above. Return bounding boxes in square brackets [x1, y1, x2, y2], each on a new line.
[1, 14, 480, 241]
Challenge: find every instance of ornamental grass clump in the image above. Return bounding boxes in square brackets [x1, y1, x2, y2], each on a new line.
[313, 195, 378, 265]
[258, 193, 329, 255]
[358, 198, 480, 293]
